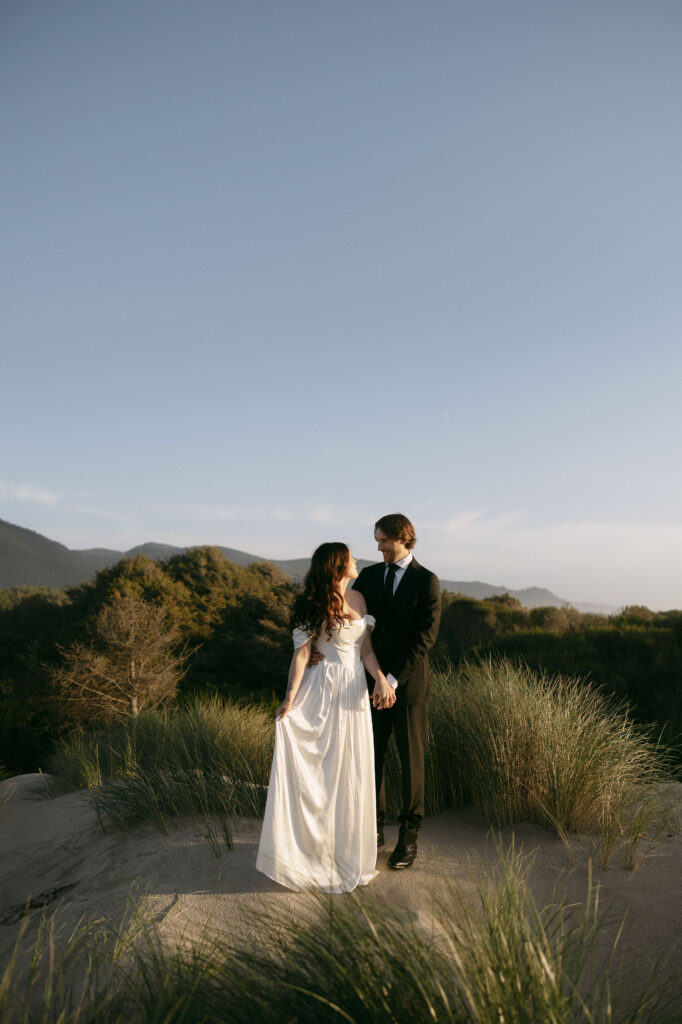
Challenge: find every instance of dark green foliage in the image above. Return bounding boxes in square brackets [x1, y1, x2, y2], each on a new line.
[163, 548, 293, 694]
[435, 594, 682, 757]
[0, 587, 73, 772]
[65, 547, 294, 695]
[2, 561, 681, 775]
[0, 549, 294, 773]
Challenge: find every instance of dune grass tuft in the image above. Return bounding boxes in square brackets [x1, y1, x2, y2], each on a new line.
[1, 844, 675, 1023]
[49, 695, 274, 792]
[48, 660, 675, 864]
[48, 696, 273, 851]
[384, 658, 675, 865]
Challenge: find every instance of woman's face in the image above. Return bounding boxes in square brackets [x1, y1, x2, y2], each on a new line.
[343, 552, 359, 580]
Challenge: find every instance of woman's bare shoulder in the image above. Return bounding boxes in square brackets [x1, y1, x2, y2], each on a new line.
[346, 588, 367, 614]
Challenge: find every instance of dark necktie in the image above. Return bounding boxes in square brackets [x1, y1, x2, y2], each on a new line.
[383, 563, 398, 605]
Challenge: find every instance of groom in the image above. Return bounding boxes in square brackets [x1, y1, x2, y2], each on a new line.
[353, 513, 441, 870]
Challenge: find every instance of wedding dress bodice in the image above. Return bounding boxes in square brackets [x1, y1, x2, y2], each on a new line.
[293, 614, 376, 670]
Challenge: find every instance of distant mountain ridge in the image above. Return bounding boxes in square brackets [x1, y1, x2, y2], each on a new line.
[0, 517, 612, 612]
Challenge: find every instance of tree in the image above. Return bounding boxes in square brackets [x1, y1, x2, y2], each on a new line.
[51, 592, 188, 723]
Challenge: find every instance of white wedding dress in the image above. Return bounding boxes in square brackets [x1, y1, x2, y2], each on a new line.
[256, 615, 378, 893]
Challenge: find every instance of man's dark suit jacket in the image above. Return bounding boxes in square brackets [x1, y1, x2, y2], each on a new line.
[353, 558, 441, 706]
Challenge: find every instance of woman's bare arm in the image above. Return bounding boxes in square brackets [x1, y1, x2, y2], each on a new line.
[360, 624, 395, 710]
[275, 638, 312, 720]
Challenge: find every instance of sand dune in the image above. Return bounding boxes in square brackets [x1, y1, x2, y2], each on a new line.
[1, 774, 681, 1018]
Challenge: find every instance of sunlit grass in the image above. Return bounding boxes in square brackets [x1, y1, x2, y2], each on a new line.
[48, 660, 676, 865]
[48, 695, 273, 791]
[48, 696, 273, 852]
[420, 658, 676, 866]
[0, 887, 151, 1024]
[1, 845, 675, 1023]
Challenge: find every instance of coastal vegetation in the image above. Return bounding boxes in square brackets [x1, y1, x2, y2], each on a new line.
[0, 548, 294, 772]
[3, 844, 674, 1024]
[0, 548, 679, 868]
[45, 659, 673, 869]
[1, 550, 679, 1022]
[435, 593, 682, 754]
[1, 547, 680, 775]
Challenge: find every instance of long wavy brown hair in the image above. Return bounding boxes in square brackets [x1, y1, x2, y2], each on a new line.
[291, 542, 353, 640]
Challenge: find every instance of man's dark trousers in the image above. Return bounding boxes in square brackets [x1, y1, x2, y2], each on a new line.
[354, 557, 441, 836]
[372, 702, 428, 833]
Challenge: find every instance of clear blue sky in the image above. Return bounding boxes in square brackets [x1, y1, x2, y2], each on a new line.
[2, 0, 681, 609]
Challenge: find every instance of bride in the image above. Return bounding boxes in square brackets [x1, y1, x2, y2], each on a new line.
[256, 542, 394, 893]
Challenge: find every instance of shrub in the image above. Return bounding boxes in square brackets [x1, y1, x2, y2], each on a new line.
[50, 592, 188, 723]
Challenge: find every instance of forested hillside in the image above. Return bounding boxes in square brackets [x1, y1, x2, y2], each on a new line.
[1, 517, 573, 607]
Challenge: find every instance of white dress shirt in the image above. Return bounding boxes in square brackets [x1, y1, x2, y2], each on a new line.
[384, 552, 413, 689]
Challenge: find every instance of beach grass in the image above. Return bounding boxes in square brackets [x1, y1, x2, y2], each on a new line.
[388, 658, 675, 865]
[1, 843, 675, 1024]
[48, 696, 273, 852]
[48, 659, 675, 864]
[48, 695, 273, 792]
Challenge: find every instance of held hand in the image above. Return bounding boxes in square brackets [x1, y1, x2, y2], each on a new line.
[371, 676, 396, 710]
[307, 646, 324, 668]
[275, 697, 293, 721]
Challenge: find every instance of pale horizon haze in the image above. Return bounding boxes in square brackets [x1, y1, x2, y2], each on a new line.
[2, 1, 681, 610]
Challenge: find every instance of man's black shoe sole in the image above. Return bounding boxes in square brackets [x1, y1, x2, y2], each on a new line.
[388, 850, 417, 870]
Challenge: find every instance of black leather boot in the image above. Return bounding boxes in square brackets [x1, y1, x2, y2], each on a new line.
[388, 827, 417, 870]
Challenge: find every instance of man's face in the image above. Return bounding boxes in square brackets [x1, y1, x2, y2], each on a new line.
[375, 529, 410, 564]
